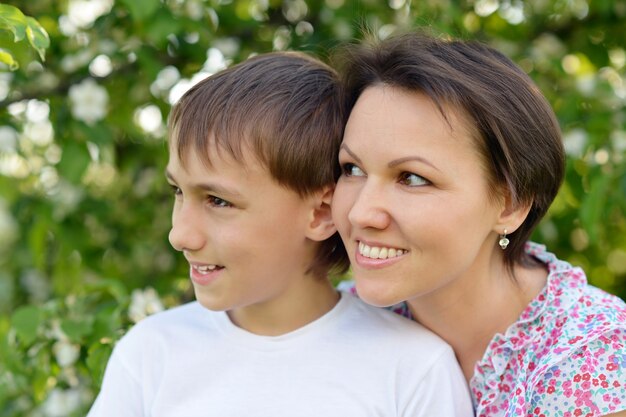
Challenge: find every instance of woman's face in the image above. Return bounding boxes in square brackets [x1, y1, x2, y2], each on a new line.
[332, 85, 505, 307]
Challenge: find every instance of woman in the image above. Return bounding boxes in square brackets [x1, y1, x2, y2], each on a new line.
[332, 32, 626, 416]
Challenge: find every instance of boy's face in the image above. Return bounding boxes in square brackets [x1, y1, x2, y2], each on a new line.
[166, 140, 322, 319]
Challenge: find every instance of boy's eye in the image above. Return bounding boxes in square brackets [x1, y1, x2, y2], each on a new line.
[208, 195, 232, 208]
[399, 172, 429, 187]
[341, 163, 365, 177]
[169, 184, 182, 196]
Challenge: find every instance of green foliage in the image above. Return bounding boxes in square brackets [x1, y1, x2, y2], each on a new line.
[0, 0, 625, 415]
[0, 4, 50, 69]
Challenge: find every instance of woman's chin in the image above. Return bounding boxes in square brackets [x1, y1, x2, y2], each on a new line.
[354, 280, 404, 308]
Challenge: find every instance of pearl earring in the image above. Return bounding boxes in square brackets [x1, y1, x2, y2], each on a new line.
[499, 229, 510, 250]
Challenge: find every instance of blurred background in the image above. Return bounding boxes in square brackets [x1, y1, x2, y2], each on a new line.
[0, 0, 625, 415]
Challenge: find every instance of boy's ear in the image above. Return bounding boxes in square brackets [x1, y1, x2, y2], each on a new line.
[494, 188, 532, 235]
[305, 185, 337, 242]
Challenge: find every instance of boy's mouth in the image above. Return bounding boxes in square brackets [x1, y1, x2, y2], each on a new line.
[192, 264, 224, 274]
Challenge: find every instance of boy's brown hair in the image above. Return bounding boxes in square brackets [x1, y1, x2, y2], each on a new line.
[168, 51, 349, 277]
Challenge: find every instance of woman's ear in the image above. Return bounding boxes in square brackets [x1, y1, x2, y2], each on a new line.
[305, 185, 337, 242]
[494, 188, 532, 235]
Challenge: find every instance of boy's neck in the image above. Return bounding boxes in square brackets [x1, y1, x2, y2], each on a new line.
[227, 278, 340, 336]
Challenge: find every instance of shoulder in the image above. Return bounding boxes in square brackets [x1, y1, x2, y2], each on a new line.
[339, 293, 454, 357]
[528, 328, 626, 415]
[116, 301, 211, 351]
[522, 244, 626, 413]
[526, 245, 626, 368]
[335, 293, 464, 386]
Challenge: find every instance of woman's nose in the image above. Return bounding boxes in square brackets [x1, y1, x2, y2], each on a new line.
[347, 181, 391, 231]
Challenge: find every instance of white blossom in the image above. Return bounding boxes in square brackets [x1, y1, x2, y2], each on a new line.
[474, 0, 499, 17]
[67, 0, 113, 28]
[563, 128, 588, 158]
[0, 126, 18, 152]
[20, 269, 50, 302]
[212, 37, 240, 57]
[531, 33, 565, 63]
[60, 49, 94, 73]
[0, 72, 12, 101]
[185, 0, 204, 20]
[128, 287, 164, 323]
[52, 340, 80, 367]
[611, 130, 626, 153]
[134, 105, 163, 135]
[576, 74, 596, 96]
[40, 388, 82, 417]
[68, 78, 109, 124]
[151, 66, 180, 95]
[24, 121, 54, 147]
[25, 100, 50, 123]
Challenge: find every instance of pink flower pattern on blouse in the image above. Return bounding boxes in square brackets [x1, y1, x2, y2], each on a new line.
[341, 242, 626, 416]
[470, 242, 626, 416]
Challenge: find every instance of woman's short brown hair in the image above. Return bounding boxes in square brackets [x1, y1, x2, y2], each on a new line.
[337, 32, 565, 270]
[168, 51, 349, 277]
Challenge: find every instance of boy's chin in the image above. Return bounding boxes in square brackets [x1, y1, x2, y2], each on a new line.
[193, 290, 230, 312]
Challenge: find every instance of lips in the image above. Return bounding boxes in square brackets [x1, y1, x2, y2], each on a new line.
[189, 262, 224, 286]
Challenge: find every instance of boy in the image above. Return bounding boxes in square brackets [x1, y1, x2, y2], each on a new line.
[87, 51, 472, 417]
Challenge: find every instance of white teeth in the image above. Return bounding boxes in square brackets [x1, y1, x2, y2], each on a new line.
[358, 242, 406, 259]
[194, 264, 219, 274]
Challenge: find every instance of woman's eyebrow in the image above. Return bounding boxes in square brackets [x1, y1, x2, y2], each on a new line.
[339, 144, 363, 165]
[388, 156, 440, 172]
[340, 144, 440, 172]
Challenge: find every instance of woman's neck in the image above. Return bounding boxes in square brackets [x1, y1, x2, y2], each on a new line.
[406, 257, 548, 382]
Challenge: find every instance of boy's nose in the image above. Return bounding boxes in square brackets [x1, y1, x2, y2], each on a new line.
[168, 206, 205, 253]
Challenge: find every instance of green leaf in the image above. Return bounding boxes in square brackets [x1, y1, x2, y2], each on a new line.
[27, 215, 52, 272]
[120, 0, 161, 22]
[11, 305, 43, 345]
[87, 278, 129, 303]
[0, 48, 18, 70]
[57, 141, 91, 185]
[579, 173, 611, 243]
[25, 17, 50, 61]
[0, 4, 27, 42]
[92, 304, 123, 340]
[61, 318, 93, 342]
[86, 342, 114, 389]
[145, 10, 183, 47]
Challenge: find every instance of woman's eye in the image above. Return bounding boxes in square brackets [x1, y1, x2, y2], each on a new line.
[208, 195, 232, 208]
[399, 172, 429, 187]
[341, 163, 365, 177]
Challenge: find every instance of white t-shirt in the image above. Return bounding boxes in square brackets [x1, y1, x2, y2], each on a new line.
[87, 292, 472, 417]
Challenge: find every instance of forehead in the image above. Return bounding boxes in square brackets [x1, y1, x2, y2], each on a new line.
[346, 85, 476, 147]
[168, 131, 267, 173]
[168, 144, 268, 189]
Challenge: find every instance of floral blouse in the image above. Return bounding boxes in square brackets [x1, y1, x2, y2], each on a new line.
[340, 242, 626, 416]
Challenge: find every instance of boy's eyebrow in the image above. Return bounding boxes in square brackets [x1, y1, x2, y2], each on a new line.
[165, 170, 243, 197]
